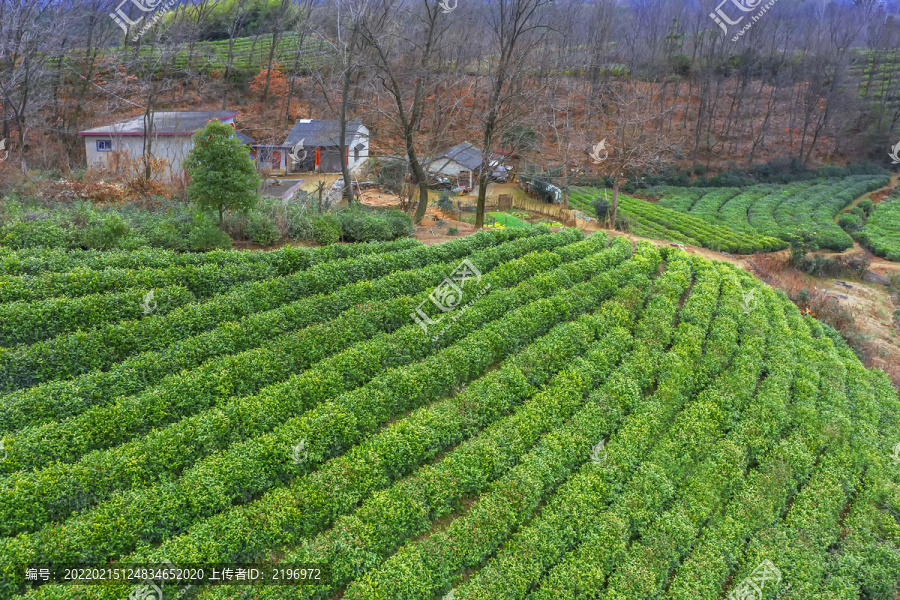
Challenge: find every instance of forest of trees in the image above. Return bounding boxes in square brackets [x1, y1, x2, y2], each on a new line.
[2, 0, 900, 218]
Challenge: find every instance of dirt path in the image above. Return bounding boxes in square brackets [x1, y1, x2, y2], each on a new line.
[840, 174, 898, 212]
[820, 174, 900, 275]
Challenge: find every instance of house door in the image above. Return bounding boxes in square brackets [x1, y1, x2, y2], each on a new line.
[320, 147, 343, 172]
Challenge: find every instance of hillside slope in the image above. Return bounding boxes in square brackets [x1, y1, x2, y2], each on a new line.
[0, 229, 897, 600]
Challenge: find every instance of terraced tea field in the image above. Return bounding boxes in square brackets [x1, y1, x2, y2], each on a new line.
[855, 196, 900, 262]
[568, 188, 788, 254]
[0, 228, 898, 600]
[650, 176, 890, 251]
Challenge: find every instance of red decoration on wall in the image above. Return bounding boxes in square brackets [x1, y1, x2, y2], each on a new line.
[315, 147, 321, 167]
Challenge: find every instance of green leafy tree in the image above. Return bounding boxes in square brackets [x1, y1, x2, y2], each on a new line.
[184, 119, 261, 229]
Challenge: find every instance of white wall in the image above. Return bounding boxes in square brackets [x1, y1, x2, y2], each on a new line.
[84, 135, 194, 182]
[427, 158, 474, 186]
[348, 125, 370, 173]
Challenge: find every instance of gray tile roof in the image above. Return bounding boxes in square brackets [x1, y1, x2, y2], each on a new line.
[283, 119, 366, 147]
[233, 130, 255, 144]
[79, 111, 239, 136]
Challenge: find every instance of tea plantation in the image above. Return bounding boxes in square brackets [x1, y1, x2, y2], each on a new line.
[854, 196, 900, 261]
[0, 228, 898, 600]
[650, 176, 890, 251]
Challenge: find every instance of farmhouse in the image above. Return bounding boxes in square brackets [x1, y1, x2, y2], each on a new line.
[254, 119, 369, 174]
[79, 111, 253, 182]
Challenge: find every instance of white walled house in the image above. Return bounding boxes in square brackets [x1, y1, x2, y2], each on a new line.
[79, 111, 253, 182]
[254, 119, 369, 174]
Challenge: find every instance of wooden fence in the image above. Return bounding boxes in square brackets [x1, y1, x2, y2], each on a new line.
[487, 195, 580, 227]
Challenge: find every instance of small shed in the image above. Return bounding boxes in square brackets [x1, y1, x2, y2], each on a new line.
[79, 111, 253, 182]
[425, 142, 507, 189]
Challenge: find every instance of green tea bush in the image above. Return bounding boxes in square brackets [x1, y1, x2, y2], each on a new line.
[312, 215, 342, 245]
[381, 209, 414, 238]
[0, 229, 897, 600]
[78, 212, 131, 250]
[838, 212, 863, 231]
[338, 208, 394, 242]
[244, 212, 281, 246]
[0, 218, 73, 249]
[187, 214, 233, 251]
[337, 208, 413, 242]
[854, 198, 900, 261]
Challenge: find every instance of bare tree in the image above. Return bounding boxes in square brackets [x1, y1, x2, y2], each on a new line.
[0, 0, 70, 173]
[222, 0, 251, 109]
[358, 0, 458, 223]
[472, 0, 553, 228]
[307, 0, 371, 204]
[589, 80, 681, 229]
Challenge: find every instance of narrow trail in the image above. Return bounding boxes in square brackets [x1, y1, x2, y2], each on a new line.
[824, 174, 900, 274]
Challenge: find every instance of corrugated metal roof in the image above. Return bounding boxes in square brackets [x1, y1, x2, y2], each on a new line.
[283, 119, 366, 147]
[79, 111, 239, 136]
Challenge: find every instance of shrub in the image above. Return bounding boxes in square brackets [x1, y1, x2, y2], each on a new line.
[79, 212, 131, 250]
[853, 198, 900, 260]
[188, 213, 232, 251]
[856, 199, 874, 215]
[338, 209, 393, 242]
[0, 219, 73, 249]
[593, 198, 610, 221]
[312, 215, 342, 245]
[244, 212, 281, 246]
[437, 193, 454, 213]
[838, 212, 863, 232]
[448, 227, 459, 236]
[381, 209, 414, 239]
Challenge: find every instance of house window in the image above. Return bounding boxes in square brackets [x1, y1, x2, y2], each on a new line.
[96, 140, 112, 152]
